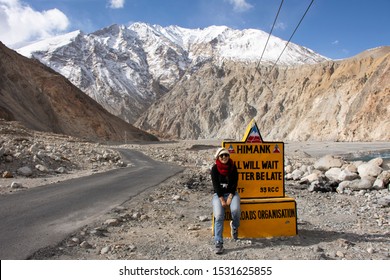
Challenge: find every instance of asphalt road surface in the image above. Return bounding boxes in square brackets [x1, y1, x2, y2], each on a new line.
[0, 149, 183, 260]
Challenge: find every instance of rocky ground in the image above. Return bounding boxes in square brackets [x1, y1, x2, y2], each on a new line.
[1, 120, 389, 260]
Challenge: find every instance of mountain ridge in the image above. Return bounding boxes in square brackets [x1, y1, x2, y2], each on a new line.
[11, 23, 390, 141]
[0, 41, 158, 142]
[17, 23, 329, 124]
[136, 46, 390, 141]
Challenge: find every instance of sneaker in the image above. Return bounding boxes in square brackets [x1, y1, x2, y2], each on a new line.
[215, 241, 224, 254]
[230, 221, 238, 240]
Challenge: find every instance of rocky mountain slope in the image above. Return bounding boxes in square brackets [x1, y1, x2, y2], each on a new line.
[15, 23, 389, 142]
[0, 42, 157, 143]
[17, 23, 328, 124]
[136, 47, 390, 141]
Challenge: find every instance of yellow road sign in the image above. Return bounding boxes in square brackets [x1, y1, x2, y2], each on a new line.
[223, 142, 284, 198]
[212, 119, 297, 238]
[214, 197, 297, 238]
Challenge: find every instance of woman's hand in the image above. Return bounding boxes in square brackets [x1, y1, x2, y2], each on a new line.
[226, 194, 233, 206]
[219, 196, 227, 208]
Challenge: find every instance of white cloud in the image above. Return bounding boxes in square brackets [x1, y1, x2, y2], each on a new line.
[108, 0, 125, 9]
[0, 0, 69, 48]
[332, 40, 339, 45]
[226, 0, 253, 12]
[274, 22, 286, 30]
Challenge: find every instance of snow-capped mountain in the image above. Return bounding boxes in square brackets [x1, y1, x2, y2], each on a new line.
[17, 22, 328, 123]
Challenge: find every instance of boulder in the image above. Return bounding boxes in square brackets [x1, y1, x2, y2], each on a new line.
[314, 155, 344, 171]
[336, 181, 351, 193]
[377, 170, 390, 185]
[17, 166, 33, 176]
[308, 180, 338, 192]
[291, 169, 304, 180]
[349, 176, 376, 190]
[325, 167, 342, 182]
[373, 178, 385, 189]
[301, 172, 322, 183]
[357, 161, 383, 177]
[338, 169, 359, 181]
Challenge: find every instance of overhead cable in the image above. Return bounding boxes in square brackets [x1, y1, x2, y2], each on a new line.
[262, 0, 315, 84]
[254, 0, 284, 77]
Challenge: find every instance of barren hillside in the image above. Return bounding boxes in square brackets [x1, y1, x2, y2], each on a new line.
[0, 42, 157, 143]
[136, 47, 390, 141]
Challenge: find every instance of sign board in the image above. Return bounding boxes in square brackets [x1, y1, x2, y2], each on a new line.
[214, 197, 297, 238]
[222, 142, 285, 198]
[222, 119, 285, 199]
[212, 119, 297, 238]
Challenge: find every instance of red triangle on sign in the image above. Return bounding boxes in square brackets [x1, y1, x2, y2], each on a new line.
[242, 120, 264, 143]
[246, 125, 263, 143]
[228, 145, 235, 153]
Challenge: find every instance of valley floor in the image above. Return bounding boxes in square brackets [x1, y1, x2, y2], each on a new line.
[21, 140, 390, 260]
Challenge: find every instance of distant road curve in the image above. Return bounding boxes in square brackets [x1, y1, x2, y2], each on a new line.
[0, 149, 184, 260]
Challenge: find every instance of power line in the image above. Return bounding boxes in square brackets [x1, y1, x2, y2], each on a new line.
[254, 0, 284, 77]
[262, 0, 315, 86]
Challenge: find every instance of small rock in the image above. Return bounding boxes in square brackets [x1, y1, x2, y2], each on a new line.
[140, 214, 149, 221]
[66, 238, 80, 247]
[90, 228, 107, 237]
[100, 246, 111, 254]
[127, 245, 137, 252]
[198, 215, 210, 222]
[71, 237, 80, 243]
[56, 167, 66, 174]
[104, 218, 120, 226]
[35, 164, 48, 172]
[132, 212, 141, 219]
[80, 241, 93, 249]
[2, 171, 13, 178]
[5, 155, 13, 162]
[10, 182, 23, 189]
[187, 224, 201, 231]
[367, 247, 375, 254]
[312, 245, 324, 252]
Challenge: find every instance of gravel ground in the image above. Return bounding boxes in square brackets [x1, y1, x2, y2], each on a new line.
[1, 122, 389, 260]
[22, 140, 390, 260]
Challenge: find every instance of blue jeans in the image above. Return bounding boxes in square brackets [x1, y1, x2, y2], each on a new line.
[212, 192, 240, 243]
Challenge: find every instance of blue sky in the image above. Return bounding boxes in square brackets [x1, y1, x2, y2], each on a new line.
[0, 0, 389, 59]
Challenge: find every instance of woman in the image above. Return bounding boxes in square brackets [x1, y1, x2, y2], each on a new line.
[211, 147, 240, 254]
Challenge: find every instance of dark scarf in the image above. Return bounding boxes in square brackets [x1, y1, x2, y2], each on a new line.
[216, 158, 233, 176]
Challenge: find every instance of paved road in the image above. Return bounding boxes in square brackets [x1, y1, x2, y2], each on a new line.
[0, 149, 183, 260]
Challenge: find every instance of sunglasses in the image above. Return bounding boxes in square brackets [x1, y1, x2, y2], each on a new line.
[219, 154, 230, 158]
